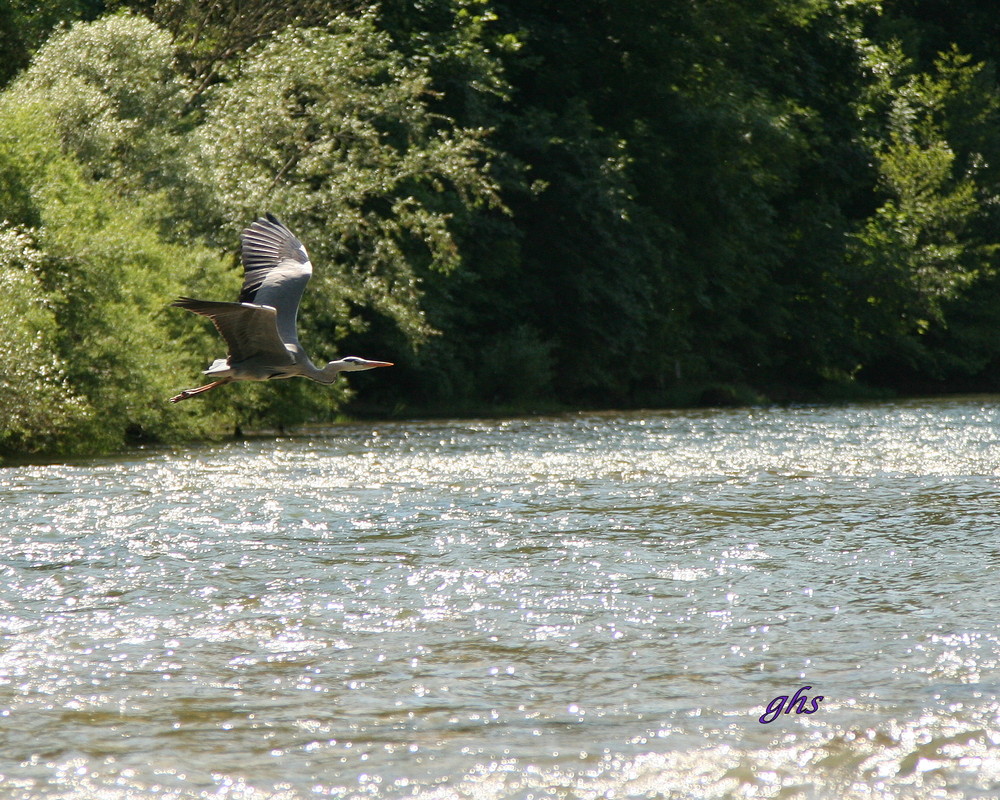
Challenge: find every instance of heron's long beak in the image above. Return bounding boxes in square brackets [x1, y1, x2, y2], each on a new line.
[366, 360, 394, 368]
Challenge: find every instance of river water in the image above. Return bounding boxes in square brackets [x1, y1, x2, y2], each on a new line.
[2, 398, 1000, 799]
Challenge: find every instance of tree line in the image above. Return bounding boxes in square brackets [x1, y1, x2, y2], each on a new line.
[2, 0, 1000, 458]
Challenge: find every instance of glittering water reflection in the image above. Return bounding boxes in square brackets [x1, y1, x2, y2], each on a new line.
[3, 398, 1000, 798]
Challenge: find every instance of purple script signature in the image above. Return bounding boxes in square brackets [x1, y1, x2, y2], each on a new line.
[759, 685, 824, 723]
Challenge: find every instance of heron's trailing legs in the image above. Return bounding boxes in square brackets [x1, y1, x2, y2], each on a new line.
[169, 381, 225, 403]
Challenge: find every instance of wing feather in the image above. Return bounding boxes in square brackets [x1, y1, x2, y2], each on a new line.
[239, 214, 312, 347]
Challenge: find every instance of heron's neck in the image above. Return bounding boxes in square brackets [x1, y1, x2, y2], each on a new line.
[307, 360, 343, 385]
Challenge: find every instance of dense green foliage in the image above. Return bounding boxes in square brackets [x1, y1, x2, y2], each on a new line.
[2, 0, 1000, 457]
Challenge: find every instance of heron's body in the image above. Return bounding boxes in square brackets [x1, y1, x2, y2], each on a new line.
[170, 215, 391, 403]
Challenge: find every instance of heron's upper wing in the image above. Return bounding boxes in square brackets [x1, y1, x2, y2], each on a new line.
[239, 214, 312, 347]
[172, 298, 294, 366]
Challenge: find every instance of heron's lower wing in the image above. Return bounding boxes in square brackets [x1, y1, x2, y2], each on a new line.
[172, 298, 294, 366]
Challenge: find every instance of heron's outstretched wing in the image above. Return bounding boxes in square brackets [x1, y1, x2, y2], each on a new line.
[239, 214, 312, 349]
[171, 298, 294, 367]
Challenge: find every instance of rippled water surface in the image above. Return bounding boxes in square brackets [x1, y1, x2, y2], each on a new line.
[3, 398, 1000, 799]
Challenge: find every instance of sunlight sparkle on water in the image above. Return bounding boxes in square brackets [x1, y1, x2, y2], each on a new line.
[3, 398, 1000, 798]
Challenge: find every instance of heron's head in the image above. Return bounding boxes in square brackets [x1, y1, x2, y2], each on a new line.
[328, 356, 394, 373]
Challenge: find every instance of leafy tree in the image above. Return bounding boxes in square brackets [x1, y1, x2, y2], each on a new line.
[370, 0, 662, 407]
[0, 0, 105, 86]
[7, 11, 190, 200]
[465, 0, 883, 400]
[0, 223, 92, 455]
[186, 13, 501, 418]
[125, 0, 360, 108]
[0, 93, 233, 455]
[849, 47, 1000, 380]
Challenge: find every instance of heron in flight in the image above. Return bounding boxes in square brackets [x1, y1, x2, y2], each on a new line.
[170, 214, 392, 403]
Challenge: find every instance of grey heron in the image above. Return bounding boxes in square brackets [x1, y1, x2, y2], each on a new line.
[170, 214, 392, 403]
